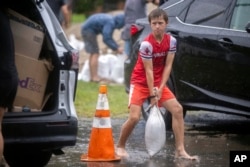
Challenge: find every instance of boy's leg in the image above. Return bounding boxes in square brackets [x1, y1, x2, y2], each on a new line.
[162, 99, 198, 160]
[116, 104, 141, 157]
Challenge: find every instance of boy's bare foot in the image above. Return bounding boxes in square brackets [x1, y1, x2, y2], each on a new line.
[175, 151, 199, 161]
[116, 147, 129, 158]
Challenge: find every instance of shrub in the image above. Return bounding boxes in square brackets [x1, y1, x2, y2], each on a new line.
[73, 0, 125, 16]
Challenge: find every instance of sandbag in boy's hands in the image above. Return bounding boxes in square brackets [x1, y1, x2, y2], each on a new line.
[145, 105, 166, 157]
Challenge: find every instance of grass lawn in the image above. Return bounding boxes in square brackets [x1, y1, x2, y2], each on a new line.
[74, 81, 129, 118]
[72, 13, 86, 23]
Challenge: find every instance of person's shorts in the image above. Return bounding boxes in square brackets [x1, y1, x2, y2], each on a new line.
[128, 84, 175, 108]
[81, 30, 99, 54]
[0, 8, 18, 109]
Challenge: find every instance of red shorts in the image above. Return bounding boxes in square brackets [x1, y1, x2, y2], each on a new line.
[128, 84, 175, 107]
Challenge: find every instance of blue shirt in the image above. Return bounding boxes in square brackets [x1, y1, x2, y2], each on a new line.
[81, 13, 125, 51]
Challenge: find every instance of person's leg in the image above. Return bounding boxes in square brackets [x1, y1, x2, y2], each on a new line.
[161, 99, 198, 160]
[116, 104, 141, 157]
[0, 8, 18, 164]
[82, 31, 100, 82]
[124, 39, 131, 59]
[89, 53, 100, 82]
[66, 0, 74, 25]
[0, 108, 5, 161]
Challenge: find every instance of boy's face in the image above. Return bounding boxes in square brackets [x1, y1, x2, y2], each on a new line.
[150, 15, 167, 37]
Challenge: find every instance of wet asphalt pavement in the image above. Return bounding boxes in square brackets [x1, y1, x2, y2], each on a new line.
[47, 111, 250, 167]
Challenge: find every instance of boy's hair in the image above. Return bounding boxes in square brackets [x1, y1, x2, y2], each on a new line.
[148, 8, 168, 23]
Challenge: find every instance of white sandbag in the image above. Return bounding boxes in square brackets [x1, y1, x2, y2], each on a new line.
[78, 54, 117, 82]
[78, 51, 125, 83]
[98, 54, 115, 80]
[145, 105, 166, 157]
[110, 54, 126, 84]
[97, 55, 113, 79]
[68, 34, 84, 50]
[78, 59, 90, 82]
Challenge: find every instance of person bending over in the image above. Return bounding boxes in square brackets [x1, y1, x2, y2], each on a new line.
[81, 13, 125, 82]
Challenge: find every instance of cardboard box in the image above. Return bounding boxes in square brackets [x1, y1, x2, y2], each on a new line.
[14, 54, 50, 110]
[8, 9, 44, 60]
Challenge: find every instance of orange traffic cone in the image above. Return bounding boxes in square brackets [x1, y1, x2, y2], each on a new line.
[81, 85, 121, 162]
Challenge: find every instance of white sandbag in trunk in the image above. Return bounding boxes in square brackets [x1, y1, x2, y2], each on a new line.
[145, 105, 166, 157]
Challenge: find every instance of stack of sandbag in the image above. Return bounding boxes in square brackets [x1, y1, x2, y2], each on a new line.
[78, 51, 126, 84]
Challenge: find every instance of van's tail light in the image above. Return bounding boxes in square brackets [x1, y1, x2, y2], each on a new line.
[61, 49, 79, 70]
[70, 49, 79, 70]
[130, 24, 144, 36]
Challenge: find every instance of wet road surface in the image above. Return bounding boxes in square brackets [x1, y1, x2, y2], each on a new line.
[47, 111, 250, 167]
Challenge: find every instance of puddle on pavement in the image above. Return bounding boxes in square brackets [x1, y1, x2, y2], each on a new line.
[47, 113, 250, 167]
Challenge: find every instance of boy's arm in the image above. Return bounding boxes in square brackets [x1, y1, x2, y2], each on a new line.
[140, 41, 156, 98]
[159, 35, 177, 94]
[159, 52, 175, 91]
[143, 59, 155, 96]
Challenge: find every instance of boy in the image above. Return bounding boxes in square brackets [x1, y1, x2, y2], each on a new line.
[116, 8, 198, 160]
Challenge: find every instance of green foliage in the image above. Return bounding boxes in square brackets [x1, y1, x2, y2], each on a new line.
[73, 0, 103, 14]
[73, 0, 125, 15]
[74, 81, 129, 118]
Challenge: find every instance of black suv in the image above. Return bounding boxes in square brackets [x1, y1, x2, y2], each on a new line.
[125, 0, 250, 128]
[2, 0, 79, 166]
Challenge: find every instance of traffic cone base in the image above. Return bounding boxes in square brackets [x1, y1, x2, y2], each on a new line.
[81, 153, 121, 162]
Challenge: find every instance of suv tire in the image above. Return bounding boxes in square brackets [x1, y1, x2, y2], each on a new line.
[4, 149, 52, 167]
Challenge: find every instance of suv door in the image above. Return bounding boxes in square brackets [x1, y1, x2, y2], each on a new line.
[171, 0, 232, 108]
[216, 0, 250, 114]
